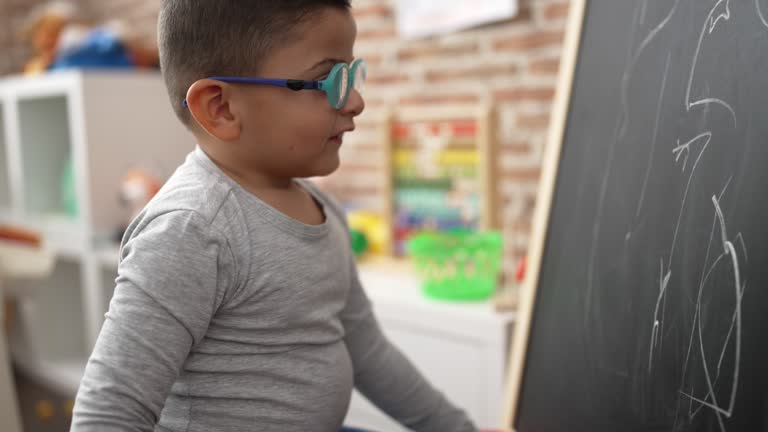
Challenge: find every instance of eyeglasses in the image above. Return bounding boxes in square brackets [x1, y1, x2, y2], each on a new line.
[183, 58, 366, 110]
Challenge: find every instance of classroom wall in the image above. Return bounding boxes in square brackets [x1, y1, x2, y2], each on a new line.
[3, 0, 569, 287]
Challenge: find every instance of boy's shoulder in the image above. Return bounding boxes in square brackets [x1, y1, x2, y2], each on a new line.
[126, 149, 245, 242]
[152, 150, 236, 221]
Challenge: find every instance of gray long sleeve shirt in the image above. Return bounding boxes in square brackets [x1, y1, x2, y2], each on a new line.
[71, 147, 477, 432]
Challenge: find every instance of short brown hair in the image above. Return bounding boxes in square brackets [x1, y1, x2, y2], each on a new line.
[158, 0, 352, 126]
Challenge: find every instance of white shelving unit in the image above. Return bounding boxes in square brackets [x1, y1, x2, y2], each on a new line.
[0, 70, 193, 395]
[344, 262, 515, 431]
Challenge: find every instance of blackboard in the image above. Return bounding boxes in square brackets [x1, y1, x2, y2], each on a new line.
[505, 1, 768, 431]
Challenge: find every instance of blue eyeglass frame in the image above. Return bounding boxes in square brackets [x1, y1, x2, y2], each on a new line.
[183, 58, 366, 110]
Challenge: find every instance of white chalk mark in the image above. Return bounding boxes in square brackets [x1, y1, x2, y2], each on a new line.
[713, 194, 743, 417]
[660, 266, 669, 353]
[679, 195, 745, 430]
[649, 260, 671, 373]
[709, 0, 731, 31]
[672, 132, 710, 173]
[717, 282, 746, 374]
[689, 385, 696, 417]
[586, 0, 678, 330]
[680, 182, 730, 423]
[713, 196, 729, 245]
[757, 0, 768, 29]
[637, 53, 671, 218]
[669, 132, 711, 267]
[735, 233, 749, 263]
[690, 99, 736, 124]
[701, 253, 726, 291]
[686, 251, 730, 419]
[585, 2, 647, 329]
[685, 0, 737, 127]
[695, 301, 727, 429]
[676, 176, 748, 431]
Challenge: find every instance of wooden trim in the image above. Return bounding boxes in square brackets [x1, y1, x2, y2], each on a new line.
[380, 108, 395, 256]
[478, 103, 498, 229]
[501, 0, 588, 429]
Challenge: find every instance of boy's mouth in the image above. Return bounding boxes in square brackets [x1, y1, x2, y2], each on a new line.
[329, 127, 354, 144]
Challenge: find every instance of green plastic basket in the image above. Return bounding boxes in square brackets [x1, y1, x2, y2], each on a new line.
[407, 230, 503, 301]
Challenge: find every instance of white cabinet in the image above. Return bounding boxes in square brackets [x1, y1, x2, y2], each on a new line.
[0, 70, 193, 394]
[346, 263, 515, 431]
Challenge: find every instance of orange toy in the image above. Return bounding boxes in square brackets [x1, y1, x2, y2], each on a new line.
[19, 2, 81, 75]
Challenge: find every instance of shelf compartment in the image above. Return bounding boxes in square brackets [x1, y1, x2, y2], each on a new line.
[18, 95, 76, 218]
[6, 257, 89, 394]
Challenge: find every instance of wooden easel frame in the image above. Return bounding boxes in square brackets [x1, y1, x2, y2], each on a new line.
[381, 103, 498, 256]
[502, 0, 587, 429]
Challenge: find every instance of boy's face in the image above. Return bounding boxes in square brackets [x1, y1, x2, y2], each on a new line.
[229, 7, 363, 179]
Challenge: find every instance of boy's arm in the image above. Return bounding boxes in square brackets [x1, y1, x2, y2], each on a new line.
[341, 260, 478, 432]
[71, 210, 235, 431]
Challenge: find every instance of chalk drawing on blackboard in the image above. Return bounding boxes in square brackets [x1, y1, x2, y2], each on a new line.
[637, 52, 671, 219]
[672, 132, 710, 173]
[758, 0, 768, 28]
[708, 0, 731, 31]
[669, 177, 748, 432]
[649, 260, 672, 373]
[668, 132, 711, 269]
[686, 0, 737, 126]
[585, 0, 678, 330]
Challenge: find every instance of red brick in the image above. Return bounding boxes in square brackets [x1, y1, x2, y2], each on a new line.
[358, 27, 398, 40]
[529, 57, 560, 75]
[494, 87, 555, 102]
[500, 140, 532, 154]
[501, 167, 541, 181]
[353, 4, 394, 19]
[493, 30, 564, 51]
[511, 5, 534, 23]
[358, 54, 384, 66]
[367, 71, 410, 85]
[425, 64, 519, 82]
[400, 93, 480, 105]
[340, 163, 382, 173]
[544, 2, 570, 20]
[398, 42, 479, 61]
[517, 112, 551, 129]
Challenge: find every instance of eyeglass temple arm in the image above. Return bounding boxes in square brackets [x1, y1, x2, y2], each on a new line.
[182, 78, 322, 107]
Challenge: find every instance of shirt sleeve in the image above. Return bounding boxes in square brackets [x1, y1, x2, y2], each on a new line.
[341, 259, 478, 432]
[71, 210, 235, 431]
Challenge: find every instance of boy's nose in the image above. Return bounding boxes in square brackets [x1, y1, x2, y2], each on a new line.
[340, 89, 365, 117]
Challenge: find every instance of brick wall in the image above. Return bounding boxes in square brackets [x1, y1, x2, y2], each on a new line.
[3, 0, 570, 288]
[0, 0, 51, 75]
[341, 0, 569, 284]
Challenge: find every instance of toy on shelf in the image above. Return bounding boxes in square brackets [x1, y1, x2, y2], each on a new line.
[347, 210, 388, 258]
[407, 230, 503, 301]
[19, 1, 159, 76]
[18, 1, 80, 75]
[383, 103, 498, 257]
[114, 169, 162, 241]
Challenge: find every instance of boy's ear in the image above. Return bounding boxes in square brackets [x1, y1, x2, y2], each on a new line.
[185, 79, 241, 141]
